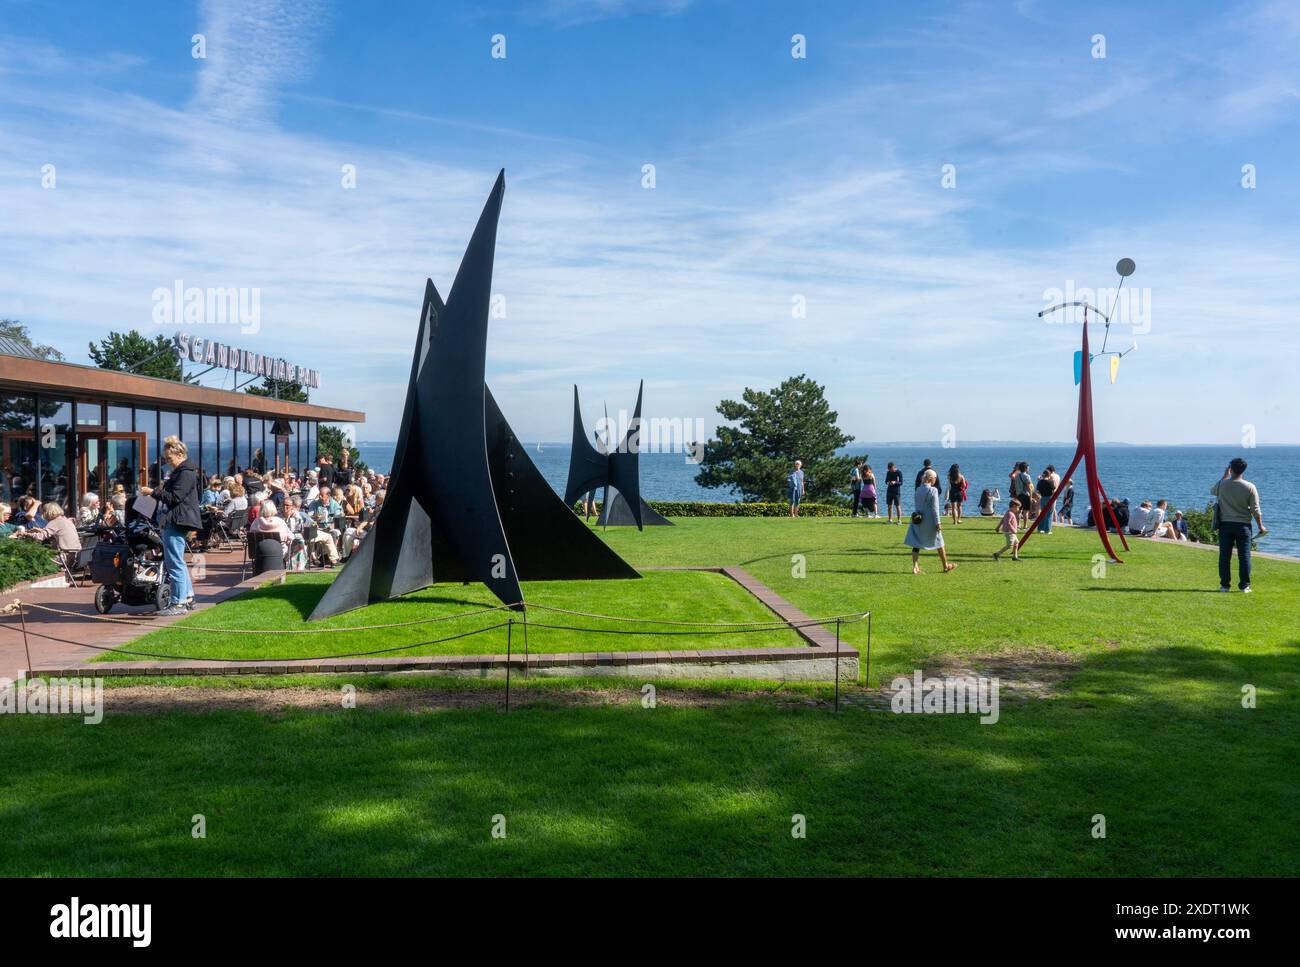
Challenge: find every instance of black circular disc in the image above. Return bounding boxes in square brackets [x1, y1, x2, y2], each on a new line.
[1116, 257, 1136, 277]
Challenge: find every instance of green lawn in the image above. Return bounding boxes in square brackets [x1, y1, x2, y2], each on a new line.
[2, 517, 1297, 876]
[102, 567, 811, 661]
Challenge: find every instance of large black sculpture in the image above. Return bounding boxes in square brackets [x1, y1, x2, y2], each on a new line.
[309, 171, 639, 621]
[564, 383, 673, 529]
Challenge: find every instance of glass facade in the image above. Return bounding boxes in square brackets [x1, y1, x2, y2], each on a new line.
[181, 412, 198, 480]
[106, 405, 132, 432]
[137, 407, 159, 487]
[218, 415, 234, 476]
[1, 385, 338, 518]
[2, 393, 39, 505]
[200, 414, 217, 482]
[38, 399, 73, 512]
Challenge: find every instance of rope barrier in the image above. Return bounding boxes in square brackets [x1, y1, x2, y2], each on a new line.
[11, 599, 516, 633]
[7, 598, 869, 632]
[2, 620, 512, 663]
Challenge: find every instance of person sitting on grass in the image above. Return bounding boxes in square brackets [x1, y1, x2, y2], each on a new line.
[992, 502, 1020, 561]
[978, 489, 996, 516]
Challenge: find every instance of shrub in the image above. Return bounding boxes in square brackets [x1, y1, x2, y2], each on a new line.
[575, 501, 851, 518]
[1181, 503, 1217, 545]
[0, 539, 61, 591]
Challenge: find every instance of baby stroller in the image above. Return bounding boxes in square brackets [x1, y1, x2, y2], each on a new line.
[89, 504, 171, 614]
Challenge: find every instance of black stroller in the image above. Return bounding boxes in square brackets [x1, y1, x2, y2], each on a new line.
[89, 504, 171, 614]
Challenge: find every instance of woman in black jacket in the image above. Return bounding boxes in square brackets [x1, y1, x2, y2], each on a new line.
[139, 435, 201, 615]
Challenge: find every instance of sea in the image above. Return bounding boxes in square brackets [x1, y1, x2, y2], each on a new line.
[354, 442, 1300, 558]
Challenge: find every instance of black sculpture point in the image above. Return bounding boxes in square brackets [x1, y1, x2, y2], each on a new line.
[564, 382, 673, 529]
[309, 171, 639, 621]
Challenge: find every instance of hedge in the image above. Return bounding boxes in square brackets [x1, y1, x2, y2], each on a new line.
[0, 539, 61, 591]
[575, 501, 851, 518]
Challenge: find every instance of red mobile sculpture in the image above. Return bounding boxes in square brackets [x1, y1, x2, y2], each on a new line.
[1017, 259, 1138, 562]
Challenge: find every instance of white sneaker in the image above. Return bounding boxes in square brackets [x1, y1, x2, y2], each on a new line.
[1242, 586, 1252, 594]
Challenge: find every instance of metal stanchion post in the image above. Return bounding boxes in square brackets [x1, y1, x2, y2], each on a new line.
[505, 618, 512, 713]
[19, 601, 33, 679]
[866, 612, 872, 688]
[834, 618, 841, 712]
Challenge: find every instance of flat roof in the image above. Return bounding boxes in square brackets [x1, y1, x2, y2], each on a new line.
[0, 353, 365, 424]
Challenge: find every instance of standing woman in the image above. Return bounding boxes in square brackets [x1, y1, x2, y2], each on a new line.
[862, 464, 878, 518]
[139, 436, 201, 615]
[904, 468, 956, 574]
[947, 463, 968, 524]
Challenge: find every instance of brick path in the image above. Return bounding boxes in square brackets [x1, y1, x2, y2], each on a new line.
[0, 546, 266, 679]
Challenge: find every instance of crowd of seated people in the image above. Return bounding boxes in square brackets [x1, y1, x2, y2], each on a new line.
[2, 451, 390, 580]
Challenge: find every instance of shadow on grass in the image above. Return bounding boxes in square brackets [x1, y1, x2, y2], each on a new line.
[2, 640, 1297, 877]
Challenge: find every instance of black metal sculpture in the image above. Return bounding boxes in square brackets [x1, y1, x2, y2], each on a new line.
[309, 171, 639, 621]
[564, 382, 674, 529]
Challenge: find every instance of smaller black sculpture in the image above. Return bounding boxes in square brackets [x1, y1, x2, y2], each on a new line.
[564, 382, 673, 529]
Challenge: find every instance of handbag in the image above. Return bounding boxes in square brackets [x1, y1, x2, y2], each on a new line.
[910, 510, 924, 525]
[1212, 502, 1221, 531]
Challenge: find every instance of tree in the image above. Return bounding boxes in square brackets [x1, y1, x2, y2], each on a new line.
[694, 374, 859, 502]
[317, 424, 367, 473]
[246, 378, 308, 403]
[88, 330, 192, 381]
[1, 319, 63, 361]
[1, 320, 63, 429]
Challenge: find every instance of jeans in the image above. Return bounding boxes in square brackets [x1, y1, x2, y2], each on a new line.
[1038, 500, 1054, 533]
[1218, 521, 1252, 589]
[162, 521, 193, 604]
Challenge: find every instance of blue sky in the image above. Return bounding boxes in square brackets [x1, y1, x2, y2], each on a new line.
[2, 0, 1298, 444]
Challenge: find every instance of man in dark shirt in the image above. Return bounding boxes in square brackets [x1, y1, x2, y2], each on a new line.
[914, 458, 932, 489]
[885, 462, 904, 525]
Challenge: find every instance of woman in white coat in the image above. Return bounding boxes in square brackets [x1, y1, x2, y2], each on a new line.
[904, 468, 956, 574]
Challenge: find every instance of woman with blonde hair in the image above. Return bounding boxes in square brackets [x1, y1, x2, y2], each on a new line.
[903, 468, 956, 574]
[139, 435, 201, 615]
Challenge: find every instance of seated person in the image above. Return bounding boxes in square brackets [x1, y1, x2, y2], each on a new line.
[286, 494, 339, 567]
[1127, 500, 1153, 536]
[978, 489, 996, 516]
[200, 476, 223, 506]
[249, 500, 294, 565]
[1147, 499, 1183, 540]
[23, 502, 83, 554]
[0, 502, 16, 538]
[222, 482, 248, 515]
[15, 495, 45, 530]
[77, 492, 101, 527]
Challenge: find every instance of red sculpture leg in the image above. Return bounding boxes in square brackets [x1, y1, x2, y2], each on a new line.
[1016, 446, 1084, 555]
[1094, 477, 1129, 553]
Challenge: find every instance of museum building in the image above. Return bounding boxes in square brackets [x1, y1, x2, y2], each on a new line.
[0, 336, 364, 514]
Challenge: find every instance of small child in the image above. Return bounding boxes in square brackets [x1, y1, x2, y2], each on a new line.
[993, 505, 1020, 561]
[288, 535, 308, 572]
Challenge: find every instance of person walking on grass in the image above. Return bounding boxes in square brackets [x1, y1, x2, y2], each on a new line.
[904, 468, 956, 574]
[1211, 457, 1267, 593]
[947, 463, 968, 524]
[884, 462, 903, 524]
[992, 502, 1020, 561]
[787, 460, 806, 517]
